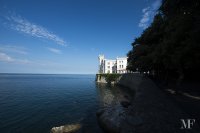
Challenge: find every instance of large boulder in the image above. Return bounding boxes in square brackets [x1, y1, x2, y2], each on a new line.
[96, 104, 126, 133]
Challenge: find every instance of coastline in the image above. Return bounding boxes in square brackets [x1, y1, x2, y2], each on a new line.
[96, 73, 200, 133]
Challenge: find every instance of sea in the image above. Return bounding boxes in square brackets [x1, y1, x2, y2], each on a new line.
[0, 74, 123, 133]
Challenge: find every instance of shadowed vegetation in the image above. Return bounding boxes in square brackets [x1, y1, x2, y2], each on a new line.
[97, 74, 122, 84]
[127, 0, 200, 85]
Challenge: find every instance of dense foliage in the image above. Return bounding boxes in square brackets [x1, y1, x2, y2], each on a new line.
[105, 74, 121, 83]
[127, 0, 200, 82]
[97, 74, 122, 83]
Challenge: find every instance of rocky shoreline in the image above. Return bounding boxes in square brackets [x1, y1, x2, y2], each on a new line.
[50, 73, 200, 133]
[96, 74, 200, 133]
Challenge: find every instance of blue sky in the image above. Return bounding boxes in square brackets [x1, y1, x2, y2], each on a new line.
[0, 0, 161, 74]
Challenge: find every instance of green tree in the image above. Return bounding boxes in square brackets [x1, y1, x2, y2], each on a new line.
[127, 0, 200, 83]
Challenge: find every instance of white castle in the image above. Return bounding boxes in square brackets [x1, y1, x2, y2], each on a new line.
[98, 55, 128, 74]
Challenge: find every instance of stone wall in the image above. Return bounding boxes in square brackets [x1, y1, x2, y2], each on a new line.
[117, 73, 143, 91]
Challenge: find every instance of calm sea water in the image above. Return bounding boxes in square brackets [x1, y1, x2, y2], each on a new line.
[0, 74, 112, 133]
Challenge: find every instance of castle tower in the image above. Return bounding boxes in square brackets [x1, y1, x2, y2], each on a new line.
[98, 55, 104, 73]
[98, 55, 104, 65]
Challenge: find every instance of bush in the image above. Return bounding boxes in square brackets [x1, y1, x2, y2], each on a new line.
[104, 74, 121, 83]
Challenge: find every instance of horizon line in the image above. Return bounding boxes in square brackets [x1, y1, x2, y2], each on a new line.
[0, 72, 96, 75]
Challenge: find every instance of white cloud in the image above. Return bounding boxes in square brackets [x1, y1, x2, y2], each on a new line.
[0, 45, 28, 55]
[0, 52, 31, 64]
[152, 0, 162, 10]
[15, 59, 32, 64]
[142, 7, 150, 13]
[139, 0, 161, 29]
[0, 52, 14, 62]
[47, 47, 62, 54]
[5, 14, 66, 46]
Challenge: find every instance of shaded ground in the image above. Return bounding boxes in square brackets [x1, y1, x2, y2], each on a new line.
[152, 79, 200, 126]
[97, 74, 200, 133]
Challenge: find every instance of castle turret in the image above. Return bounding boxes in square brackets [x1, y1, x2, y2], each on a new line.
[98, 55, 104, 73]
[98, 55, 104, 64]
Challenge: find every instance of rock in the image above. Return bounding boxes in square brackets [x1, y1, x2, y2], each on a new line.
[124, 95, 129, 99]
[126, 116, 143, 126]
[96, 105, 125, 133]
[96, 108, 105, 117]
[50, 124, 81, 133]
[120, 101, 131, 108]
